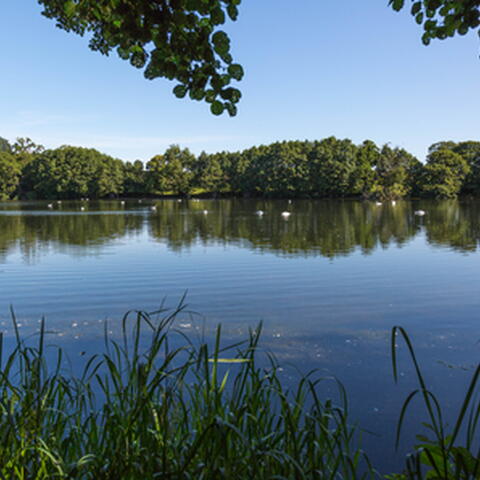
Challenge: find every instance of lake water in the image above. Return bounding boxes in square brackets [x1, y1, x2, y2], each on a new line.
[0, 198, 479, 473]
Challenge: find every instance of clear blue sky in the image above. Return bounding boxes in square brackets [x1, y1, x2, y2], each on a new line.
[1, 0, 478, 162]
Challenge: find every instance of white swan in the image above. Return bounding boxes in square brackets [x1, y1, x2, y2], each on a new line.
[47, 203, 53, 209]
[80, 206, 85, 211]
[281, 211, 291, 218]
[391, 200, 396, 206]
[256, 210, 264, 216]
[414, 210, 426, 216]
[150, 206, 157, 211]
[120, 200, 125, 205]
[203, 210, 208, 215]
[375, 201, 382, 206]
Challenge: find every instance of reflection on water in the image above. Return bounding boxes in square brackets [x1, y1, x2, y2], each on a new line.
[0, 198, 479, 473]
[1, 198, 479, 261]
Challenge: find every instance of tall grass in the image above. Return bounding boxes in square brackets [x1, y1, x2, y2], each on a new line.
[390, 326, 480, 480]
[0, 304, 372, 479]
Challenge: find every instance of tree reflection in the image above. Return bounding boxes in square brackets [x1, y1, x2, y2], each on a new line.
[0, 199, 479, 262]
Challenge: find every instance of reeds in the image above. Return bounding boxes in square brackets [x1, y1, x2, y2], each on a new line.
[391, 326, 480, 480]
[0, 304, 372, 479]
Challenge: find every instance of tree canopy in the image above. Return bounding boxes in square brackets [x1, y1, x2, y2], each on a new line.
[22, 146, 124, 199]
[389, 0, 480, 45]
[36, 1, 478, 115]
[0, 152, 21, 200]
[0, 137, 11, 153]
[38, 0, 243, 116]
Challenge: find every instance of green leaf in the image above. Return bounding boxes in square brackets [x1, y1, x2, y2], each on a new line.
[210, 101, 224, 115]
[208, 358, 250, 364]
[64, 0, 76, 18]
[212, 30, 230, 56]
[227, 63, 244, 81]
[411, 2, 422, 15]
[227, 4, 238, 20]
[205, 89, 216, 103]
[210, 8, 225, 25]
[173, 85, 187, 98]
[390, 0, 405, 12]
[226, 103, 237, 117]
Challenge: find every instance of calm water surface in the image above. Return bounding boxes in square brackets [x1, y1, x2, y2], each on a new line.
[0, 198, 479, 472]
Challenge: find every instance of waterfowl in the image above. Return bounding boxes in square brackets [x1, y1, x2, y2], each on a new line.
[391, 200, 396, 206]
[375, 201, 382, 206]
[150, 206, 157, 211]
[281, 211, 291, 218]
[256, 210, 264, 216]
[203, 210, 208, 215]
[47, 204, 53, 209]
[414, 210, 426, 216]
[80, 206, 85, 211]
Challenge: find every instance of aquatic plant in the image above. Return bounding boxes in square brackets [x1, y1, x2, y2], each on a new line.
[0, 304, 372, 479]
[390, 326, 480, 480]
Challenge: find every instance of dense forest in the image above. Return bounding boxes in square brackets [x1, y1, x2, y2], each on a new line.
[0, 136, 479, 200]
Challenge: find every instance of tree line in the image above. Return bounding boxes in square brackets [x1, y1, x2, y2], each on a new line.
[0, 136, 479, 200]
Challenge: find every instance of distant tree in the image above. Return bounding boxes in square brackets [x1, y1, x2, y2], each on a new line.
[12, 137, 45, 168]
[221, 151, 250, 194]
[428, 140, 480, 194]
[195, 152, 227, 193]
[243, 142, 310, 196]
[147, 145, 196, 196]
[354, 140, 380, 197]
[308, 137, 358, 197]
[22, 146, 124, 199]
[0, 137, 11, 153]
[422, 149, 470, 198]
[0, 152, 21, 200]
[124, 160, 146, 196]
[454, 141, 480, 194]
[91, 156, 125, 198]
[12, 137, 45, 156]
[371, 145, 420, 200]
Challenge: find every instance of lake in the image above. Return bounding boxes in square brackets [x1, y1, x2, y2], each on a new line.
[0, 198, 479, 473]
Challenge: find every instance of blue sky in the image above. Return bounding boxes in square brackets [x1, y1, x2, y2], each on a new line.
[1, 0, 478, 162]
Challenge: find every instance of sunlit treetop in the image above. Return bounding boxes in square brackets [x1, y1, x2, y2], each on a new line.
[390, 0, 480, 45]
[38, 0, 243, 116]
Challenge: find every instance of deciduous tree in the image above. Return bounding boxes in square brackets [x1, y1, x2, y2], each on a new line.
[147, 145, 196, 195]
[0, 152, 21, 200]
[422, 148, 470, 198]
